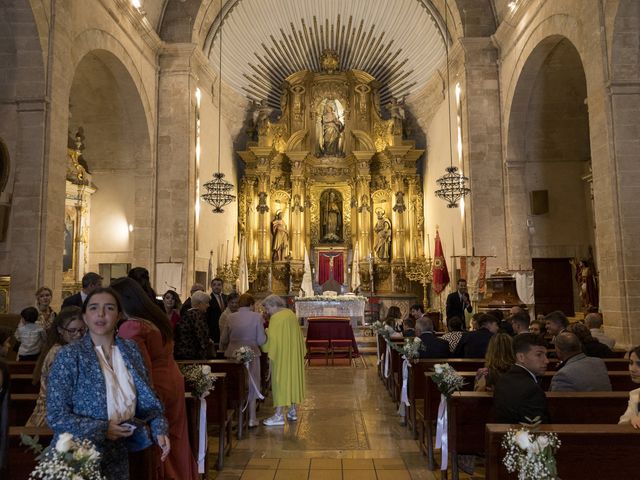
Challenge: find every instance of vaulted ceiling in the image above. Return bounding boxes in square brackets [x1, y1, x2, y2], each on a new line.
[149, 0, 498, 107]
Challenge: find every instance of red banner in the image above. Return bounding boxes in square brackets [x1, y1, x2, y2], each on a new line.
[432, 230, 450, 294]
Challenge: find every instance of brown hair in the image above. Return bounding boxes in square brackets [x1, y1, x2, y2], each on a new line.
[238, 293, 255, 308]
[485, 333, 515, 383]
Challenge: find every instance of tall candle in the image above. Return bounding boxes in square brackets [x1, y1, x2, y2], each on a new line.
[232, 235, 236, 260]
[225, 240, 229, 264]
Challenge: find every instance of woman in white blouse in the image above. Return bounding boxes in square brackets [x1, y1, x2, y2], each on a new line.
[47, 288, 169, 480]
[619, 345, 640, 428]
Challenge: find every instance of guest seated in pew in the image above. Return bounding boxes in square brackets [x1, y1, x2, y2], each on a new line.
[491, 309, 514, 336]
[220, 293, 267, 428]
[544, 310, 569, 344]
[261, 294, 305, 426]
[441, 316, 464, 353]
[567, 322, 615, 358]
[619, 345, 640, 429]
[550, 332, 611, 392]
[47, 288, 169, 480]
[493, 333, 550, 424]
[417, 317, 450, 358]
[474, 333, 515, 392]
[453, 313, 499, 358]
[0, 327, 12, 360]
[174, 291, 213, 360]
[383, 306, 403, 335]
[27, 307, 85, 427]
[402, 317, 416, 338]
[585, 312, 615, 349]
[511, 312, 530, 335]
[112, 277, 198, 480]
[15, 307, 46, 361]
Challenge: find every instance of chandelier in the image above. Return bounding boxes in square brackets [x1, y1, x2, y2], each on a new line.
[201, 0, 236, 213]
[435, 0, 470, 208]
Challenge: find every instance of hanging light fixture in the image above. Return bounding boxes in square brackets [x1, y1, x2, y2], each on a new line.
[435, 0, 470, 208]
[201, 0, 236, 213]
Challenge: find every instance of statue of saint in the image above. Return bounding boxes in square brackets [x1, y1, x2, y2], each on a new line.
[320, 190, 343, 242]
[271, 211, 289, 261]
[373, 209, 392, 260]
[573, 258, 599, 310]
[321, 100, 344, 156]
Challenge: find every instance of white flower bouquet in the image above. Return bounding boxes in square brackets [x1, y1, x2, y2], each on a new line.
[432, 363, 466, 397]
[401, 336, 422, 359]
[502, 428, 560, 480]
[180, 364, 215, 398]
[232, 345, 257, 364]
[21, 432, 105, 480]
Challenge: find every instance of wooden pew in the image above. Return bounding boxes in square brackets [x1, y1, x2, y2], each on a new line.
[485, 423, 640, 479]
[184, 372, 232, 472]
[177, 359, 248, 440]
[9, 394, 38, 426]
[7, 361, 37, 375]
[10, 374, 39, 394]
[447, 391, 630, 480]
[6, 426, 53, 480]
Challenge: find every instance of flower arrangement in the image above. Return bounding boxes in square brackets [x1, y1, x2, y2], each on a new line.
[502, 427, 561, 480]
[401, 336, 422, 359]
[295, 295, 367, 302]
[180, 364, 215, 398]
[21, 432, 105, 480]
[431, 363, 465, 397]
[232, 345, 257, 364]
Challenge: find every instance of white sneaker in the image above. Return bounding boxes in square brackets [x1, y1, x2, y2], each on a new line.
[287, 408, 297, 421]
[263, 414, 285, 426]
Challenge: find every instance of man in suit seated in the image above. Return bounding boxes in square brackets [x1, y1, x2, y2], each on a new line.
[511, 311, 530, 335]
[493, 333, 550, 424]
[453, 313, 499, 358]
[545, 310, 569, 343]
[550, 332, 611, 392]
[417, 316, 450, 358]
[61, 272, 102, 308]
[446, 279, 472, 328]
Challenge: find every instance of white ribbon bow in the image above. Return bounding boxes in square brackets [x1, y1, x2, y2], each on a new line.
[435, 393, 449, 470]
[242, 361, 264, 412]
[383, 342, 391, 378]
[400, 357, 411, 406]
[197, 395, 208, 473]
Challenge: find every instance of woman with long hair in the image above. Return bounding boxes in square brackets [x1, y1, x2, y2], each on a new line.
[110, 277, 197, 480]
[27, 306, 85, 426]
[619, 345, 640, 428]
[35, 286, 56, 329]
[47, 287, 169, 480]
[162, 290, 182, 331]
[474, 333, 516, 392]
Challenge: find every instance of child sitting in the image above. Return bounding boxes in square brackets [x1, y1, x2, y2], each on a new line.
[15, 306, 46, 361]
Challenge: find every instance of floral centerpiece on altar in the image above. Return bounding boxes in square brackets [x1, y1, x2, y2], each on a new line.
[179, 364, 216, 398]
[21, 432, 105, 480]
[502, 425, 561, 480]
[432, 363, 466, 397]
[294, 294, 367, 302]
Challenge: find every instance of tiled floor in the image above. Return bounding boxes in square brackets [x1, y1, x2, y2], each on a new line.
[209, 364, 483, 480]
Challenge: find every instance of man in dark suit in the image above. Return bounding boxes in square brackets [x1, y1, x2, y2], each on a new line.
[550, 332, 612, 392]
[206, 277, 228, 344]
[493, 333, 550, 424]
[417, 316, 450, 358]
[180, 283, 205, 317]
[453, 313, 498, 358]
[61, 272, 102, 308]
[446, 279, 472, 327]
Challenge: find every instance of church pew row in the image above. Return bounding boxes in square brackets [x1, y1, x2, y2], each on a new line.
[6, 361, 37, 375]
[184, 372, 233, 473]
[5, 426, 53, 480]
[446, 391, 629, 480]
[484, 423, 640, 480]
[177, 359, 248, 440]
[414, 370, 635, 470]
[10, 373, 39, 394]
[9, 393, 37, 426]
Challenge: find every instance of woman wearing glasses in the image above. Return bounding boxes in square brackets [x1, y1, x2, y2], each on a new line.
[26, 306, 86, 426]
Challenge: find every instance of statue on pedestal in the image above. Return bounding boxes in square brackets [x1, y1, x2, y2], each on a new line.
[320, 190, 343, 242]
[271, 211, 289, 261]
[374, 209, 392, 260]
[320, 100, 344, 156]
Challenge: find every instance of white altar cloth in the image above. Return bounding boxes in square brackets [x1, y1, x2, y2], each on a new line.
[295, 298, 366, 327]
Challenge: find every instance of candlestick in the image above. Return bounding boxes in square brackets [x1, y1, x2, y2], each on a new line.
[225, 240, 229, 264]
[232, 235, 236, 260]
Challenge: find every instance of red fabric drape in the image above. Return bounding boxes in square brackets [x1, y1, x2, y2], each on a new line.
[333, 254, 344, 284]
[318, 252, 344, 285]
[319, 254, 331, 284]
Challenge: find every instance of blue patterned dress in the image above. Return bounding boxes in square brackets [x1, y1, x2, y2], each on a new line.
[47, 334, 168, 480]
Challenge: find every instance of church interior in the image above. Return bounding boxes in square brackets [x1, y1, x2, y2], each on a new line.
[1, 0, 639, 478]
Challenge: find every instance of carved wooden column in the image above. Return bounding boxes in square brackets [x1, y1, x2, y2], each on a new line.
[288, 152, 308, 294]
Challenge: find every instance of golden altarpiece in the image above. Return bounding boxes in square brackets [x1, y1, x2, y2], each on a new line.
[238, 51, 425, 304]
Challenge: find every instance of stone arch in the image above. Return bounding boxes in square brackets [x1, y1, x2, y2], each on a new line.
[67, 47, 154, 276]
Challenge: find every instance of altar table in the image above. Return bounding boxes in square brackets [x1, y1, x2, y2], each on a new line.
[295, 298, 366, 327]
[305, 317, 359, 356]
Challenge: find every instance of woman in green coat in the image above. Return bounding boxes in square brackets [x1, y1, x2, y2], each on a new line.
[261, 294, 306, 426]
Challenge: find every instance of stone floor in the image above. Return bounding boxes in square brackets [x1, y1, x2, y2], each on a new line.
[208, 362, 485, 480]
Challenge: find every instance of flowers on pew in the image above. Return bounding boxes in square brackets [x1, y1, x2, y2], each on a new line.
[432, 363, 466, 398]
[371, 320, 395, 337]
[232, 345, 257, 365]
[502, 425, 560, 480]
[180, 364, 215, 398]
[401, 336, 422, 360]
[21, 432, 105, 480]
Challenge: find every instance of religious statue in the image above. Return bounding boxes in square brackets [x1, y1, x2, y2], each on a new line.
[320, 189, 343, 242]
[572, 257, 599, 310]
[271, 211, 289, 261]
[320, 100, 344, 156]
[374, 209, 392, 260]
